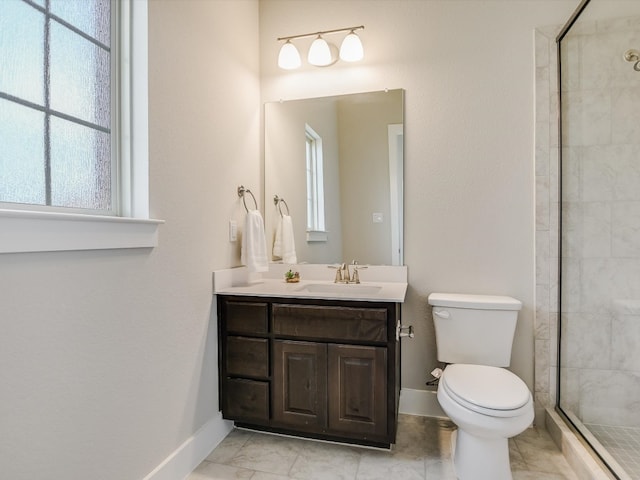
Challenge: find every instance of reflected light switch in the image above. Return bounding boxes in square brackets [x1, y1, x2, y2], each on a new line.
[229, 220, 237, 242]
[372, 212, 383, 223]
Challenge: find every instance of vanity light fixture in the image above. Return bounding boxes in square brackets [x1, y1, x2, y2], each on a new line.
[308, 35, 333, 66]
[277, 25, 364, 70]
[278, 39, 302, 70]
[340, 29, 364, 62]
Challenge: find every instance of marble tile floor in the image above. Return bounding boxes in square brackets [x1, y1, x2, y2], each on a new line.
[187, 414, 579, 480]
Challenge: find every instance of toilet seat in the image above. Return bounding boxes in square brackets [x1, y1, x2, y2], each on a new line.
[441, 364, 532, 418]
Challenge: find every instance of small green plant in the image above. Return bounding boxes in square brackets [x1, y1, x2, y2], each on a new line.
[285, 270, 300, 282]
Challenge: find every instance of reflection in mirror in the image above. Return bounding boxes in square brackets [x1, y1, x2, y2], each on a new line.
[265, 89, 404, 266]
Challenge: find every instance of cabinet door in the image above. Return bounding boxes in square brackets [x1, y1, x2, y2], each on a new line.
[273, 340, 327, 428]
[328, 344, 387, 437]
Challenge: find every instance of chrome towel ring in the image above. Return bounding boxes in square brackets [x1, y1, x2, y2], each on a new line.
[624, 49, 640, 72]
[273, 194, 290, 217]
[238, 185, 258, 212]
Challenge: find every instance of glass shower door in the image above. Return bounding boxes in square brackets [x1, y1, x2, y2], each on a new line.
[558, 1, 640, 478]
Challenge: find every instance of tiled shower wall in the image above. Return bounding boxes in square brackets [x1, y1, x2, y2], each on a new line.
[535, 16, 640, 427]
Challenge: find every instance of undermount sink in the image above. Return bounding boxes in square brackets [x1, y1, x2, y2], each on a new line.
[297, 283, 382, 295]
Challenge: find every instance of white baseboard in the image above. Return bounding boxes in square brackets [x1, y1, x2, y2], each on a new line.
[399, 387, 448, 418]
[143, 413, 233, 480]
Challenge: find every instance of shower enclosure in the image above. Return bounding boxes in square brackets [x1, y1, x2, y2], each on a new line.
[558, 1, 640, 479]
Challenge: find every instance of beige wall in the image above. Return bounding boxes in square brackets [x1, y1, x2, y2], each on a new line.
[0, 1, 260, 478]
[260, 0, 578, 394]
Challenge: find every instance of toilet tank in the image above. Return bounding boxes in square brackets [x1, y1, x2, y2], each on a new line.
[428, 293, 523, 367]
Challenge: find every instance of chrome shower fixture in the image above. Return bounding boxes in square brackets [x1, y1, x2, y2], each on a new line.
[623, 49, 640, 71]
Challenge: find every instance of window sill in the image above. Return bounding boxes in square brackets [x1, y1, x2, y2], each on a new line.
[306, 230, 328, 242]
[0, 209, 164, 254]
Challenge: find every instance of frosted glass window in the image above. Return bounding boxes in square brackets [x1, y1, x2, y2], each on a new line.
[50, 0, 110, 46]
[0, 0, 113, 212]
[0, 0, 44, 105]
[50, 117, 111, 210]
[50, 22, 110, 128]
[0, 100, 45, 205]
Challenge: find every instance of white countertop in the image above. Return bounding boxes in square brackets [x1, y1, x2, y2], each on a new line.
[213, 265, 408, 303]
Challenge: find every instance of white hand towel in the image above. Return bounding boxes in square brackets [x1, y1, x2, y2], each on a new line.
[273, 214, 297, 264]
[273, 218, 283, 260]
[241, 210, 269, 273]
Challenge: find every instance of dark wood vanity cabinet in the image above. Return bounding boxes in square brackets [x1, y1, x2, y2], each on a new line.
[217, 295, 401, 448]
[273, 339, 327, 428]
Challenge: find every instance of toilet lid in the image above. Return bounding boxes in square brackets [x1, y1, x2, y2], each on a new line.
[442, 364, 531, 417]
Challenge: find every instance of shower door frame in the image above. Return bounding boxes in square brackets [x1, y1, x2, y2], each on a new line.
[554, 0, 590, 413]
[555, 1, 635, 478]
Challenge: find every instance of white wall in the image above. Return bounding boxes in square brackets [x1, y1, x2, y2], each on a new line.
[0, 1, 260, 478]
[260, 0, 579, 394]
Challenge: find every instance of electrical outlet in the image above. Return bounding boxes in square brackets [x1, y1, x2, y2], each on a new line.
[372, 212, 383, 223]
[229, 220, 237, 242]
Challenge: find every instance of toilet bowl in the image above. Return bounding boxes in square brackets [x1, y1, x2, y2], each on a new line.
[428, 293, 533, 480]
[437, 364, 534, 480]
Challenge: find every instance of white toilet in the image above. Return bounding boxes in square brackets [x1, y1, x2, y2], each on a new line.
[428, 293, 534, 480]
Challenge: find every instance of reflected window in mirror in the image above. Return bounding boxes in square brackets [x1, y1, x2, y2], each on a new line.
[305, 124, 326, 241]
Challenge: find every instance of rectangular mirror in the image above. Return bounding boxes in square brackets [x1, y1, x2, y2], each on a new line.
[265, 89, 404, 266]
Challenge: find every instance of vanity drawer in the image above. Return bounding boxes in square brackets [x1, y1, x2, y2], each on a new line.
[225, 300, 269, 334]
[224, 378, 270, 422]
[272, 304, 387, 342]
[226, 336, 269, 378]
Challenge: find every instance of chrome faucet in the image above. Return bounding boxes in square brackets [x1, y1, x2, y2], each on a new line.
[341, 263, 351, 283]
[350, 260, 367, 284]
[329, 263, 349, 283]
[330, 264, 344, 283]
[330, 260, 366, 284]
[351, 262, 360, 284]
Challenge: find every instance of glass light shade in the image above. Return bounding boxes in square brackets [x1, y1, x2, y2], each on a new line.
[340, 31, 364, 62]
[307, 35, 332, 66]
[278, 40, 301, 69]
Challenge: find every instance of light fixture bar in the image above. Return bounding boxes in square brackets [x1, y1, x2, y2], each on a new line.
[277, 25, 364, 42]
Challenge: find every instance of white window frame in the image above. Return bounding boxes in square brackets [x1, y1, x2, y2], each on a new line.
[0, 0, 162, 254]
[304, 124, 327, 242]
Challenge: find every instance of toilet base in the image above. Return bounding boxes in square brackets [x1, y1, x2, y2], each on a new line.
[451, 428, 512, 480]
